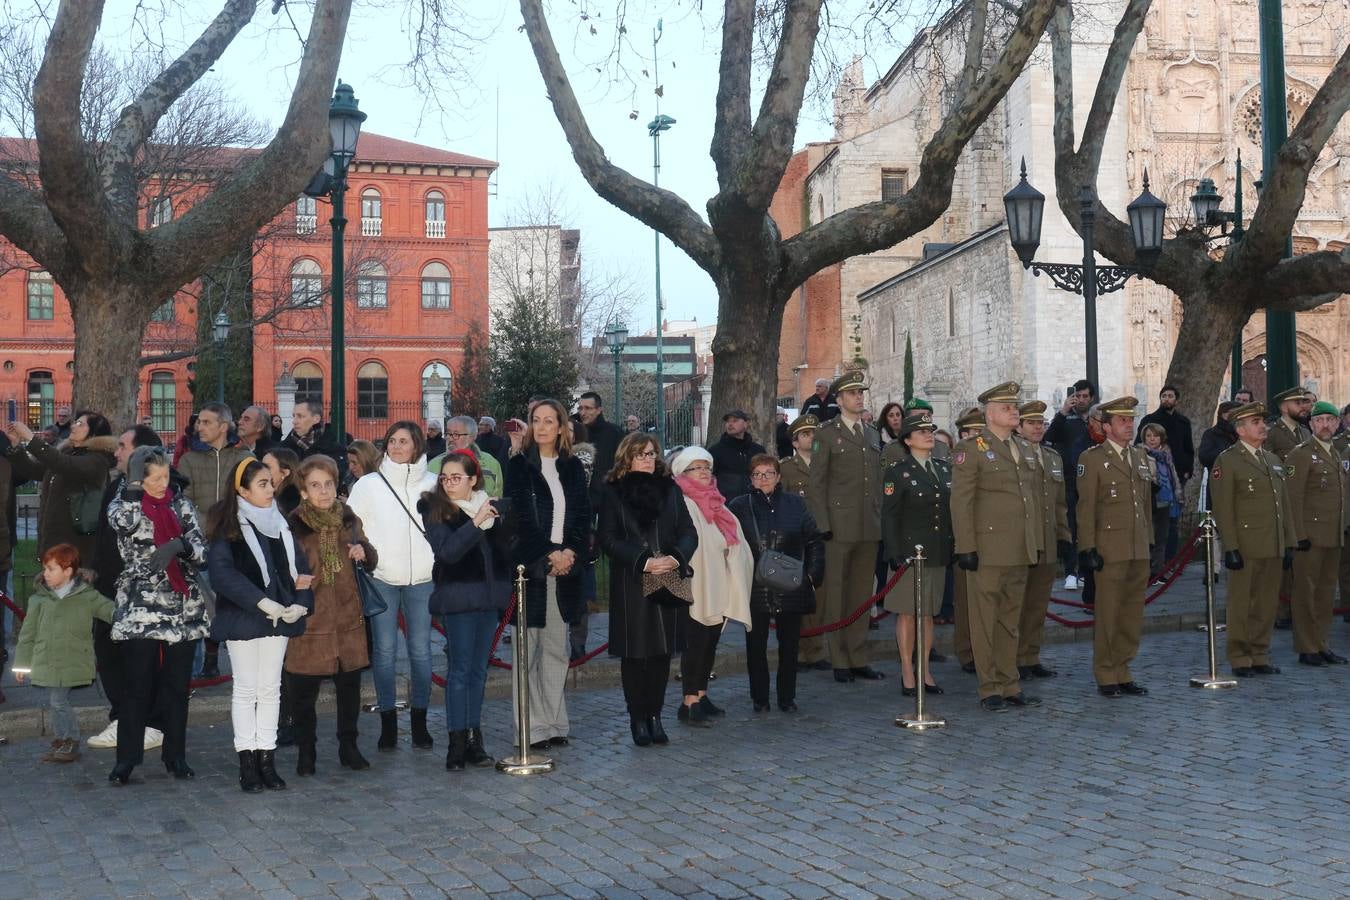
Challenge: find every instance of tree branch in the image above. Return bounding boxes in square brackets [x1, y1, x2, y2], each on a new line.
[1260, 246, 1350, 306]
[1075, 0, 1149, 174]
[956, 0, 989, 99]
[711, 0, 754, 192]
[517, 0, 719, 276]
[0, 172, 68, 271]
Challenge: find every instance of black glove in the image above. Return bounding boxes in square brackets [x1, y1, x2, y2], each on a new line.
[1223, 550, 1244, 571]
[1282, 549, 1294, 570]
[955, 552, 979, 572]
[1296, 539, 1312, 552]
[888, 558, 903, 571]
[148, 538, 186, 572]
[820, 531, 833, 542]
[1078, 548, 1104, 573]
[1056, 539, 1072, 560]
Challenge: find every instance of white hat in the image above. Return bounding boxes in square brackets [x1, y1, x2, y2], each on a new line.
[669, 445, 714, 476]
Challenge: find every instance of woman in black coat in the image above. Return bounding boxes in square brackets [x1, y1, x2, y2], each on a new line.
[598, 432, 698, 747]
[728, 454, 825, 713]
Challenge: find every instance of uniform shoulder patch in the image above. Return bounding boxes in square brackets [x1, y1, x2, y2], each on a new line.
[953, 451, 967, 465]
[1212, 465, 1221, 480]
[1076, 464, 1084, 477]
[1285, 464, 1295, 477]
[884, 482, 895, 496]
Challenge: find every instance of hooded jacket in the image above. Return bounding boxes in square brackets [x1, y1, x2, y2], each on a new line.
[12, 578, 114, 687]
[346, 454, 437, 585]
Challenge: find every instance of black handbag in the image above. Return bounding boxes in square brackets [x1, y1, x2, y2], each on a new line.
[748, 504, 804, 594]
[353, 563, 386, 618]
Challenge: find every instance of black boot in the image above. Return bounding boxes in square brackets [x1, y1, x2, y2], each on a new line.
[630, 715, 652, 747]
[199, 651, 220, 679]
[338, 737, 370, 771]
[256, 749, 287, 791]
[377, 710, 398, 751]
[296, 743, 316, 777]
[445, 730, 468, 771]
[275, 716, 296, 748]
[238, 750, 263, 793]
[410, 708, 433, 749]
[648, 716, 669, 745]
[465, 727, 493, 767]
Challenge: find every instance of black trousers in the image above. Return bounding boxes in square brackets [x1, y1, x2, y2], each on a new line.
[746, 610, 802, 706]
[93, 619, 126, 723]
[620, 656, 671, 718]
[116, 639, 194, 767]
[680, 615, 722, 695]
[285, 669, 363, 747]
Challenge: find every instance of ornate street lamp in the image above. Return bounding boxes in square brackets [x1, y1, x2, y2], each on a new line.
[1188, 153, 1248, 397]
[605, 319, 628, 419]
[212, 310, 230, 402]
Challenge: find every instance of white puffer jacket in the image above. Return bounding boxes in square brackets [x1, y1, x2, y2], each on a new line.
[347, 454, 437, 586]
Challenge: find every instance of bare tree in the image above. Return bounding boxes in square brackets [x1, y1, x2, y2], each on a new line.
[519, 0, 1060, 437]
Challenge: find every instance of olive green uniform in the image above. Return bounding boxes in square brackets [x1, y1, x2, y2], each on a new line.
[882, 438, 950, 468]
[1075, 441, 1152, 685]
[808, 415, 883, 670]
[881, 454, 952, 616]
[1019, 443, 1070, 667]
[781, 452, 826, 664]
[1335, 431, 1350, 619]
[1285, 439, 1348, 654]
[1211, 442, 1294, 668]
[1267, 417, 1312, 620]
[950, 432, 1041, 699]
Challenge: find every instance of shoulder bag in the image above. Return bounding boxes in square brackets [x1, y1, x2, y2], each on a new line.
[69, 485, 104, 536]
[747, 502, 804, 594]
[347, 521, 386, 618]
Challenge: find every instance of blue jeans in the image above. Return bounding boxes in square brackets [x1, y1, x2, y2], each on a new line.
[441, 610, 498, 730]
[369, 579, 434, 711]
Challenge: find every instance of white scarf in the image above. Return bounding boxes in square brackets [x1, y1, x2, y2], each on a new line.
[453, 490, 495, 530]
[237, 497, 299, 588]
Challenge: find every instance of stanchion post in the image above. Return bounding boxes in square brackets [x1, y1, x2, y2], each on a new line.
[498, 565, 556, 774]
[1191, 516, 1237, 689]
[897, 545, 946, 730]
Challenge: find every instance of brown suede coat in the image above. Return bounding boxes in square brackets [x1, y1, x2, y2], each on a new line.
[283, 504, 377, 676]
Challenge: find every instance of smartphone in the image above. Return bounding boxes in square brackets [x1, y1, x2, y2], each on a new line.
[504, 420, 522, 434]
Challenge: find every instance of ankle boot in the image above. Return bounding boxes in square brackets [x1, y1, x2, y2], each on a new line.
[648, 716, 669, 745]
[238, 750, 263, 793]
[630, 715, 652, 747]
[256, 749, 287, 791]
[296, 743, 316, 777]
[377, 710, 398, 751]
[338, 737, 370, 770]
[465, 727, 493, 767]
[445, 730, 468, 771]
[410, 708, 433, 749]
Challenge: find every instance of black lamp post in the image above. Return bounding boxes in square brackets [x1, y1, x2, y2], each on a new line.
[1003, 159, 1167, 392]
[303, 81, 366, 445]
[605, 319, 628, 419]
[1189, 152, 1248, 398]
[212, 311, 230, 403]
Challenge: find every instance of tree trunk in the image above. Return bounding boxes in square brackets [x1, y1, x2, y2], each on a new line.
[71, 283, 155, 426]
[707, 273, 788, 447]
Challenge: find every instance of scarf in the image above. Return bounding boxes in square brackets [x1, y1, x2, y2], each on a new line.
[675, 474, 740, 547]
[142, 490, 189, 595]
[453, 490, 495, 530]
[237, 497, 298, 588]
[297, 500, 347, 586]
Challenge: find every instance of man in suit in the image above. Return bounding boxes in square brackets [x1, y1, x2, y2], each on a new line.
[1075, 397, 1153, 697]
[1016, 401, 1070, 680]
[780, 415, 829, 670]
[1211, 402, 1295, 677]
[950, 382, 1042, 711]
[1285, 400, 1349, 666]
[808, 372, 885, 682]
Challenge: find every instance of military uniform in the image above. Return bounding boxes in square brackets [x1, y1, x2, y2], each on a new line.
[1266, 389, 1313, 626]
[1285, 429, 1348, 660]
[1335, 429, 1350, 625]
[1075, 398, 1153, 690]
[1016, 402, 1070, 673]
[1211, 403, 1294, 672]
[807, 374, 884, 677]
[949, 408, 985, 671]
[950, 383, 1042, 702]
[780, 415, 826, 666]
[881, 420, 953, 616]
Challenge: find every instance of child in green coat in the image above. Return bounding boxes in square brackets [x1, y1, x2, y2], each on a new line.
[12, 543, 114, 763]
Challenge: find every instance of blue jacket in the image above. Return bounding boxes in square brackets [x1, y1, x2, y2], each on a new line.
[207, 526, 313, 641]
[423, 499, 515, 616]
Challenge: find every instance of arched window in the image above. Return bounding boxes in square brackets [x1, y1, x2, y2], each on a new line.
[420, 262, 451, 310]
[151, 196, 173, 227]
[296, 195, 318, 234]
[422, 361, 452, 419]
[289, 259, 323, 307]
[425, 190, 445, 238]
[355, 260, 388, 308]
[361, 188, 382, 236]
[149, 372, 176, 433]
[26, 271, 54, 320]
[292, 361, 324, 406]
[26, 370, 53, 426]
[356, 361, 389, 419]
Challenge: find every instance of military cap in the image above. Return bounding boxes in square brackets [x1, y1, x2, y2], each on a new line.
[904, 397, 933, 412]
[1271, 387, 1311, 406]
[789, 414, 819, 435]
[1018, 400, 1048, 421]
[977, 381, 1021, 404]
[1311, 400, 1339, 419]
[954, 407, 985, 431]
[899, 411, 936, 439]
[830, 370, 869, 394]
[1099, 396, 1139, 417]
[1230, 401, 1267, 424]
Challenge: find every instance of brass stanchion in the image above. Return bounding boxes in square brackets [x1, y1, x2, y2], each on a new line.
[497, 565, 556, 774]
[896, 545, 946, 730]
[1191, 516, 1237, 689]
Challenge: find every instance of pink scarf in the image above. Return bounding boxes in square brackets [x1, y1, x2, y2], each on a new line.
[675, 475, 740, 546]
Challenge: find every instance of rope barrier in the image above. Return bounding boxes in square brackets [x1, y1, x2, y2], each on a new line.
[1045, 526, 1203, 624]
[0, 591, 25, 621]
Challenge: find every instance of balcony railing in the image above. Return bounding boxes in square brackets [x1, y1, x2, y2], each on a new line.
[426, 219, 446, 239]
[295, 213, 317, 235]
[361, 216, 382, 237]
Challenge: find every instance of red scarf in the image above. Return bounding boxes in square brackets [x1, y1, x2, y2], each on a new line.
[675, 475, 740, 546]
[141, 491, 189, 595]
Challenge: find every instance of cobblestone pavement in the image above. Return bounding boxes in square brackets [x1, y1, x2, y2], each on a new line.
[4, 627, 1350, 899]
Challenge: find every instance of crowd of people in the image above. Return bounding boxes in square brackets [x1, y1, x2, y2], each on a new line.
[3, 374, 1348, 785]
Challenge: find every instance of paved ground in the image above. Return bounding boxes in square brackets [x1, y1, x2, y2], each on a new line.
[4, 625, 1350, 899]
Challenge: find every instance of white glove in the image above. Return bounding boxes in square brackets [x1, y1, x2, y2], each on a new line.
[279, 604, 307, 624]
[257, 598, 288, 624]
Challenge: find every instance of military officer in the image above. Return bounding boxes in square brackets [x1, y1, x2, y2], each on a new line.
[1074, 397, 1153, 697]
[808, 372, 886, 683]
[780, 415, 830, 670]
[1266, 387, 1313, 629]
[1016, 401, 1071, 680]
[949, 407, 985, 674]
[1285, 400, 1349, 666]
[950, 382, 1043, 711]
[1211, 402, 1295, 677]
[1334, 425, 1350, 626]
[881, 412, 952, 695]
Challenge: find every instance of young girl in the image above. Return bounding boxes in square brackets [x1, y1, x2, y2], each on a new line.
[12, 544, 114, 763]
[207, 459, 314, 793]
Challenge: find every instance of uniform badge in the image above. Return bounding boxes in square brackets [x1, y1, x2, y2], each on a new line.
[1273, 465, 1285, 477]
[975, 437, 988, 452]
[954, 451, 966, 465]
[884, 482, 895, 496]
[1212, 465, 1222, 480]
[1286, 465, 1296, 476]
[1076, 464, 1085, 477]
[1343, 460, 1349, 473]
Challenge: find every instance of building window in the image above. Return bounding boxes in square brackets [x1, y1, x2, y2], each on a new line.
[356, 361, 389, 419]
[289, 259, 324, 307]
[420, 262, 451, 309]
[150, 298, 175, 322]
[421, 361, 452, 419]
[296, 195, 317, 235]
[361, 188, 382, 237]
[356, 260, 388, 308]
[26, 271, 54, 320]
[149, 372, 176, 433]
[881, 169, 908, 202]
[425, 190, 445, 238]
[26, 370, 53, 426]
[292, 361, 324, 407]
[150, 196, 173, 227]
[946, 288, 956, 338]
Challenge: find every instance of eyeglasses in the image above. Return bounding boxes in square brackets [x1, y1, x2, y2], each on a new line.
[751, 471, 779, 480]
[447, 432, 472, 439]
[683, 464, 712, 473]
[440, 474, 470, 484]
[635, 450, 658, 460]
